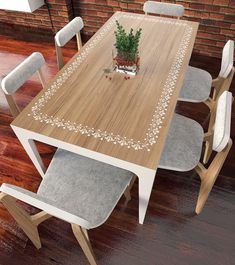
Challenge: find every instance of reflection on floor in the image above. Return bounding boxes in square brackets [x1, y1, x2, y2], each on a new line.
[0, 35, 234, 265]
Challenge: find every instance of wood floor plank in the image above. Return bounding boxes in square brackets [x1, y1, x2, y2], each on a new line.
[0, 35, 234, 265]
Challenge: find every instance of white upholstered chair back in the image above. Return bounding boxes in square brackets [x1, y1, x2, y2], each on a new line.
[143, 1, 184, 18]
[195, 91, 233, 214]
[55, 17, 84, 47]
[213, 91, 232, 152]
[1, 52, 45, 95]
[1, 52, 45, 118]
[55, 17, 84, 70]
[219, 40, 234, 79]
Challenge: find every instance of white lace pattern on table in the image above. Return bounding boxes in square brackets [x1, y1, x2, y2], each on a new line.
[29, 13, 193, 151]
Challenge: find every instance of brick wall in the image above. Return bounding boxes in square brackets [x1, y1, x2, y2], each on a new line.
[0, 0, 234, 58]
[73, 0, 235, 58]
[0, 0, 73, 41]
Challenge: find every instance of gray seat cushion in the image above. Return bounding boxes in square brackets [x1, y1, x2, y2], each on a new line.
[37, 149, 133, 228]
[179, 66, 212, 103]
[159, 113, 204, 171]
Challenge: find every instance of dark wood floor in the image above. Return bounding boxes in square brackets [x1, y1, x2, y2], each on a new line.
[0, 35, 234, 265]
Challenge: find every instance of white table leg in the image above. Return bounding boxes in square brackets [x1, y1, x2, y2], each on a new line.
[137, 169, 156, 224]
[12, 128, 46, 178]
[12, 126, 156, 224]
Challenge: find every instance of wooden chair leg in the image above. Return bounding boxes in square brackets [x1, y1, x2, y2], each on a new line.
[123, 176, 136, 206]
[81, 227, 95, 252]
[202, 111, 211, 128]
[37, 69, 46, 88]
[76, 32, 82, 51]
[81, 227, 90, 241]
[4, 94, 20, 118]
[123, 189, 131, 206]
[55, 43, 64, 70]
[31, 211, 52, 226]
[203, 97, 215, 110]
[196, 178, 214, 214]
[203, 104, 216, 164]
[196, 139, 232, 214]
[71, 224, 98, 265]
[203, 140, 213, 164]
[0, 193, 42, 249]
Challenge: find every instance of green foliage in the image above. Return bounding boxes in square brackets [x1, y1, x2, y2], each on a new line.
[114, 20, 142, 61]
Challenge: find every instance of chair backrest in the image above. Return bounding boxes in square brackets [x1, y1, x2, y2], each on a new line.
[143, 1, 184, 18]
[219, 40, 234, 79]
[0, 183, 90, 229]
[1, 52, 45, 95]
[55, 17, 84, 48]
[54, 17, 84, 70]
[196, 91, 233, 214]
[212, 91, 232, 152]
[211, 41, 234, 105]
[1, 52, 45, 118]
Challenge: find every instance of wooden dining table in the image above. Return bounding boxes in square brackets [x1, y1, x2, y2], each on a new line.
[11, 12, 198, 224]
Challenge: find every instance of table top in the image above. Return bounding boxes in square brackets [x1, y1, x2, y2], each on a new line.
[12, 12, 199, 170]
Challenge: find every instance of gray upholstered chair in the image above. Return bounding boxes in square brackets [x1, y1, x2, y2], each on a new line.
[0, 150, 134, 265]
[179, 40, 234, 107]
[180, 40, 234, 163]
[1, 52, 46, 118]
[143, 1, 184, 19]
[158, 91, 233, 214]
[55, 17, 84, 70]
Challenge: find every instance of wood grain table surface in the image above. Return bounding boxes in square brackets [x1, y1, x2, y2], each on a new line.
[12, 12, 199, 170]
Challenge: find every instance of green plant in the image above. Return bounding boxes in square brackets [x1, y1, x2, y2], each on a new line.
[114, 20, 142, 62]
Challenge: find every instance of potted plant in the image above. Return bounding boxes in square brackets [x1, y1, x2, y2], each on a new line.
[113, 20, 142, 75]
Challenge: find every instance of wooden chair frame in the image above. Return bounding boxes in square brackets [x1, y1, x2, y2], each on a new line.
[2, 64, 46, 119]
[195, 138, 232, 214]
[204, 67, 235, 111]
[125, 89, 233, 214]
[125, 135, 232, 214]
[0, 192, 98, 265]
[123, 176, 137, 206]
[203, 66, 234, 164]
[0, 158, 134, 265]
[55, 32, 82, 70]
[196, 91, 233, 213]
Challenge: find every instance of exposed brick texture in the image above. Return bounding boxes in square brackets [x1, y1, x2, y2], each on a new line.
[73, 0, 235, 58]
[0, 0, 73, 41]
[0, 0, 234, 58]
